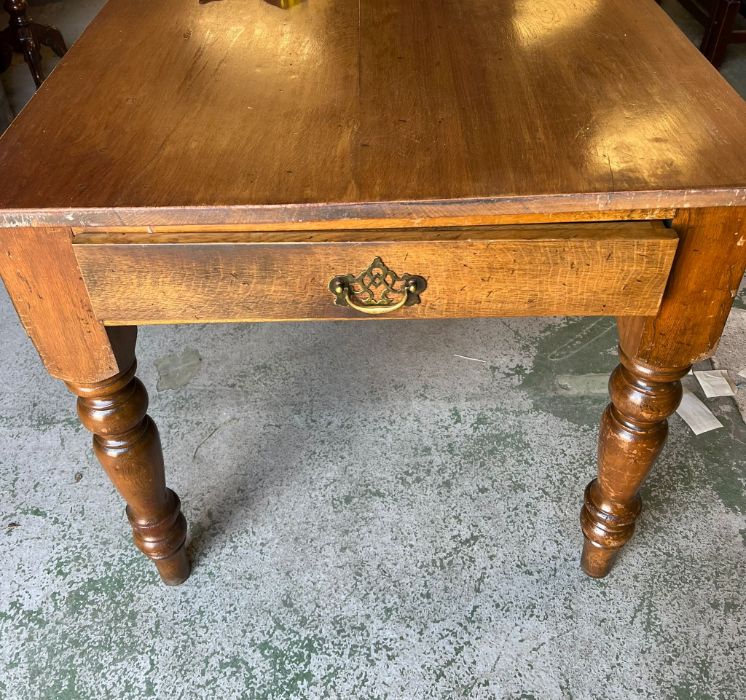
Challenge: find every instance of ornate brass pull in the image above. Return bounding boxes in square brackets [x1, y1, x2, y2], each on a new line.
[329, 257, 427, 315]
[333, 279, 416, 315]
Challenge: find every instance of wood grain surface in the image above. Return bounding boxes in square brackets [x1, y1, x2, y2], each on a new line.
[619, 207, 746, 366]
[73, 223, 678, 324]
[0, 0, 743, 227]
[68, 209, 678, 236]
[0, 227, 130, 381]
[70, 221, 674, 245]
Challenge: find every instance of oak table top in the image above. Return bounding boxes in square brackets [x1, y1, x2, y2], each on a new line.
[1, 0, 745, 588]
[0, 0, 744, 227]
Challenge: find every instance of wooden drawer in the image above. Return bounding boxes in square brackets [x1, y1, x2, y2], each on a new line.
[73, 222, 678, 325]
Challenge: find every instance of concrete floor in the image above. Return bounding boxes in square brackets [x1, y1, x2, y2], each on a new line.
[1, 2, 746, 699]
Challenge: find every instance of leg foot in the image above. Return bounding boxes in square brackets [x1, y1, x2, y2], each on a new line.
[580, 479, 641, 577]
[580, 349, 688, 578]
[67, 360, 191, 585]
[32, 22, 66, 57]
[127, 486, 190, 585]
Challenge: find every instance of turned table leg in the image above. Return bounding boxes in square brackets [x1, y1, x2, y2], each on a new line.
[1, 228, 192, 586]
[578, 207, 746, 578]
[66, 360, 190, 585]
[581, 350, 688, 577]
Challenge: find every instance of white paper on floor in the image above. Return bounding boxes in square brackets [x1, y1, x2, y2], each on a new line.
[676, 390, 723, 435]
[694, 369, 737, 398]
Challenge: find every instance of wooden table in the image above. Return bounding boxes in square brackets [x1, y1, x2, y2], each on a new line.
[1, 0, 744, 586]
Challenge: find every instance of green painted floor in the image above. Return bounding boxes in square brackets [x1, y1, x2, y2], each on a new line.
[1, 2, 746, 698]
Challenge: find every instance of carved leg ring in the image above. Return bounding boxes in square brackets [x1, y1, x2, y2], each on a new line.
[67, 361, 190, 585]
[580, 349, 689, 578]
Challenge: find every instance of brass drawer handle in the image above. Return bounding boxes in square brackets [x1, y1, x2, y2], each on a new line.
[329, 257, 427, 315]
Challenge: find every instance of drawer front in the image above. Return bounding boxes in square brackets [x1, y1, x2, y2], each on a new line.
[73, 223, 677, 325]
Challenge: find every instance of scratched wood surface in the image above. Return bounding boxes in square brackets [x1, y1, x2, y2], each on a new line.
[0, 0, 744, 228]
[73, 222, 678, 323]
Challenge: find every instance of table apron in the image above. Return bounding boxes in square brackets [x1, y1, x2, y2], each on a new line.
[72, 223, 678, 325]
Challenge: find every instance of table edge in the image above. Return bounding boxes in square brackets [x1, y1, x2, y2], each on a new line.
[0, 188, 744, 229]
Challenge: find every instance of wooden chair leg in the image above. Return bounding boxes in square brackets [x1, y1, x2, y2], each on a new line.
[701, 0, 741, 68]
[66, 359, 191, 586]
[581, 351, 689, 577]
[1, 0, 67, 88]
